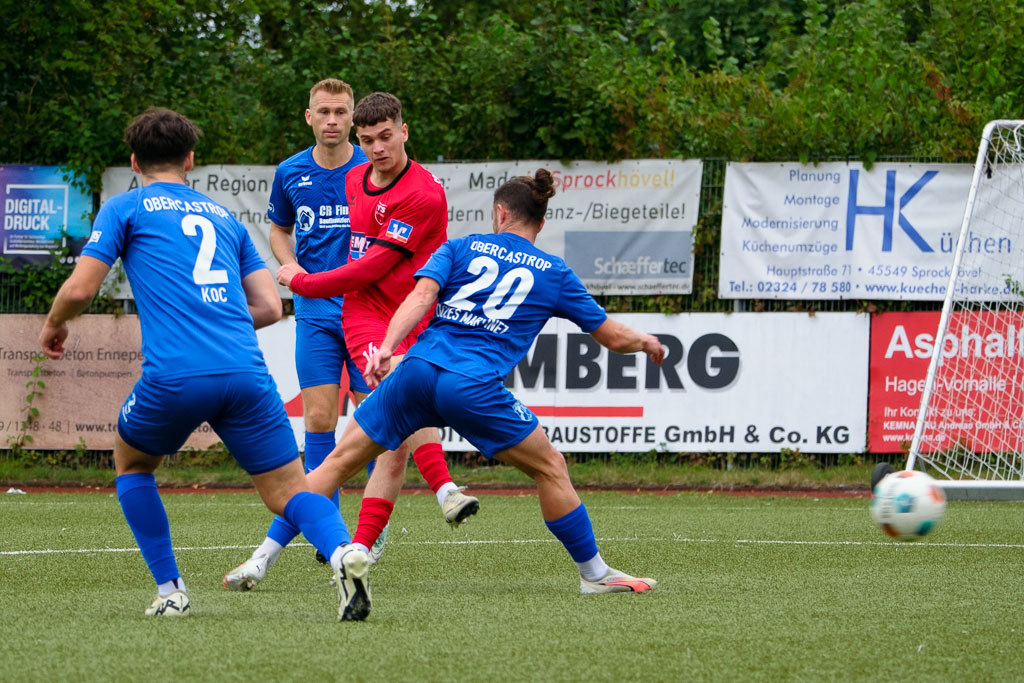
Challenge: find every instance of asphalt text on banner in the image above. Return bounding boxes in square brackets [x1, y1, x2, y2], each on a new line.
[868, 311, 1024, 454]
[424, 160, 702, 296]
[717, 161, 1012, 301]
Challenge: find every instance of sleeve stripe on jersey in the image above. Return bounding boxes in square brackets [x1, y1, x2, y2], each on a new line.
[370, 237, 414, 258]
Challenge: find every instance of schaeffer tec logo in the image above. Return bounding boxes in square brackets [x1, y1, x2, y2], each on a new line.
[564, 230, 692, 279]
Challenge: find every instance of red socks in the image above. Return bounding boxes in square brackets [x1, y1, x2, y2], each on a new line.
[352, 497, 395, 548]
[412, 443, 452, 493]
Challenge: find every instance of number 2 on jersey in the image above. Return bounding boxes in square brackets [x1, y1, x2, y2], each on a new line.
[444, 255, 535, 320]
[181, 215, 228, 285]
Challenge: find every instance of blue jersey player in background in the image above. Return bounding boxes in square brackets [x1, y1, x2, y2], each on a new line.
[295, 169, 665, 603]
[38, 107, 371, 621]
[227, 78, 373, 582]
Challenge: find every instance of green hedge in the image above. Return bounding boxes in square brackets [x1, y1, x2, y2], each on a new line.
[2, 0, 1010, 188]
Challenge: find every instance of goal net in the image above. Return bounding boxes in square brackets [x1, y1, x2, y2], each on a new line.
[907, 120, 1024, 490]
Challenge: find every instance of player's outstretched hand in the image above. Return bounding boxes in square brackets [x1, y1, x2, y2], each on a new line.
[363, 346, 393, 389]
[38, 321, 69, 360]
[276, 263, 308, 288]
[641, 335, 666, 365]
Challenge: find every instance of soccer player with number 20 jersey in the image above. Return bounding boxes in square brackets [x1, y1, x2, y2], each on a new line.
[226, 92, 478, 593]
[304, 169, 663, 616]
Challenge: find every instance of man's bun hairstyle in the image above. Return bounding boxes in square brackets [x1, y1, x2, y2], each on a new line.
[494, 168, 557, 226]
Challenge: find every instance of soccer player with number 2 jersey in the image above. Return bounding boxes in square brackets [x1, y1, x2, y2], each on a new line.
[38, 108, 371, 621]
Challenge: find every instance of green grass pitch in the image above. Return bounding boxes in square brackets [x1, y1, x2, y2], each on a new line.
[2, 490, 1022, 681]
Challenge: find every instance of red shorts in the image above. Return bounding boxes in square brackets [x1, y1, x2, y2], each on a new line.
[343, 315, 429, 376]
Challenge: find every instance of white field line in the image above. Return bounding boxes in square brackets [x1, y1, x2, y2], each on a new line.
[5, 535, 1024, 557]
[0, 501, 869, 512]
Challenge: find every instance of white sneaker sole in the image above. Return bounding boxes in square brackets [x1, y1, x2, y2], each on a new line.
[336, 549, 371, 621]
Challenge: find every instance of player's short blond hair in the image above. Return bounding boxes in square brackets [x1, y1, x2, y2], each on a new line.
[309, 78, 354, 105]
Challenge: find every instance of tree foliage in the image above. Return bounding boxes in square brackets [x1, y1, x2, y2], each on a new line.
[1, 0, 1014, 190]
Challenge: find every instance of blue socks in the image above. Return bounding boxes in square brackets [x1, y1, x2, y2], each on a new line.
[115, 472, 180, 585]
[266, 431, 337, 547]
[283, 491, 350, 559]
[544, 503, 600, 563]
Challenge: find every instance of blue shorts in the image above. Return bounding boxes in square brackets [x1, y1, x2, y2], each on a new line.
[117, 372, 299, 475]
[295, 317, 371, 394]
[353, 357, 539, 459]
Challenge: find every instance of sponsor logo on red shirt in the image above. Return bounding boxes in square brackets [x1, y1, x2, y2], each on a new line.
[385, 218, 413, 243]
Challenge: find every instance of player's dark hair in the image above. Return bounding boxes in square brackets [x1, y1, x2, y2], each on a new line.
[309, 78, 354, 103]
[123, 107, 201, 171]
[493, 169, 556, 226]
[353, 92, 403, 128]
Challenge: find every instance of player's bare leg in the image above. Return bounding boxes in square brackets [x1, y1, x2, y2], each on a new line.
[497, 425, 656, 595]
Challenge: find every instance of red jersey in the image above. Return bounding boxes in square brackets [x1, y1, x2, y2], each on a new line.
[289, 158, 448, 323]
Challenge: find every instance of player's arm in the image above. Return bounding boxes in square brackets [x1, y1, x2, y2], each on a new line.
[589, 318, 666, 366]
[242, 268, 284, 330]
[363, 276, 441, 387]
[268, 221, 298, 267]
[38, 256, 111, 359]
[278, 243, 404, 297]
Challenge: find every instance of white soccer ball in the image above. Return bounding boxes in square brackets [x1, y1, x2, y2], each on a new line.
[870, 470, 946, 540]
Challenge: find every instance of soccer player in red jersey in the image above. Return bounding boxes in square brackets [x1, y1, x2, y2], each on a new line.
[276, 92, 478, 563]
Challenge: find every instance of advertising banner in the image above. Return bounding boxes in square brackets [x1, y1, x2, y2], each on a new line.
[427, 160, 702, 295]
[3, 312, 868, 454]
[0, 315, 218, 450]
[264, 312, 868, 454]
[868, 311, 1024, 454]
[718, 162, 998, 301]
[1, 166, 93, 267]
[102, 159, 702, 298]
[101, 166, 279, 299]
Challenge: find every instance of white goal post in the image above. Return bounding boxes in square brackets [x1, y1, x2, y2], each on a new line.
[907, 120, 1024, 495]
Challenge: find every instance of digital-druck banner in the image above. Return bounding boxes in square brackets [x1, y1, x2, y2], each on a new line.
[102, 159, 703, 298]
[1, 166, 93, 268]
[260, 312, 868, 454]
[719, 162, 991, 301]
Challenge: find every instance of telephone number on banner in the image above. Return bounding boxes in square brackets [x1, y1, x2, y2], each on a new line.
[724, 280, 854, 296]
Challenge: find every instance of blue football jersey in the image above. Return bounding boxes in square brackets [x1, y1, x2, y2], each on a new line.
[409, 232, 608, 379]
[83, 182, 269, 380]
[267, 145, 368, 319]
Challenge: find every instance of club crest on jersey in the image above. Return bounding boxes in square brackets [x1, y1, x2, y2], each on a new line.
[374, 201, 387, 225]
[296, 206, 316, 232]
[512, 400, 533, 422]
[385, 218, 412, 243]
